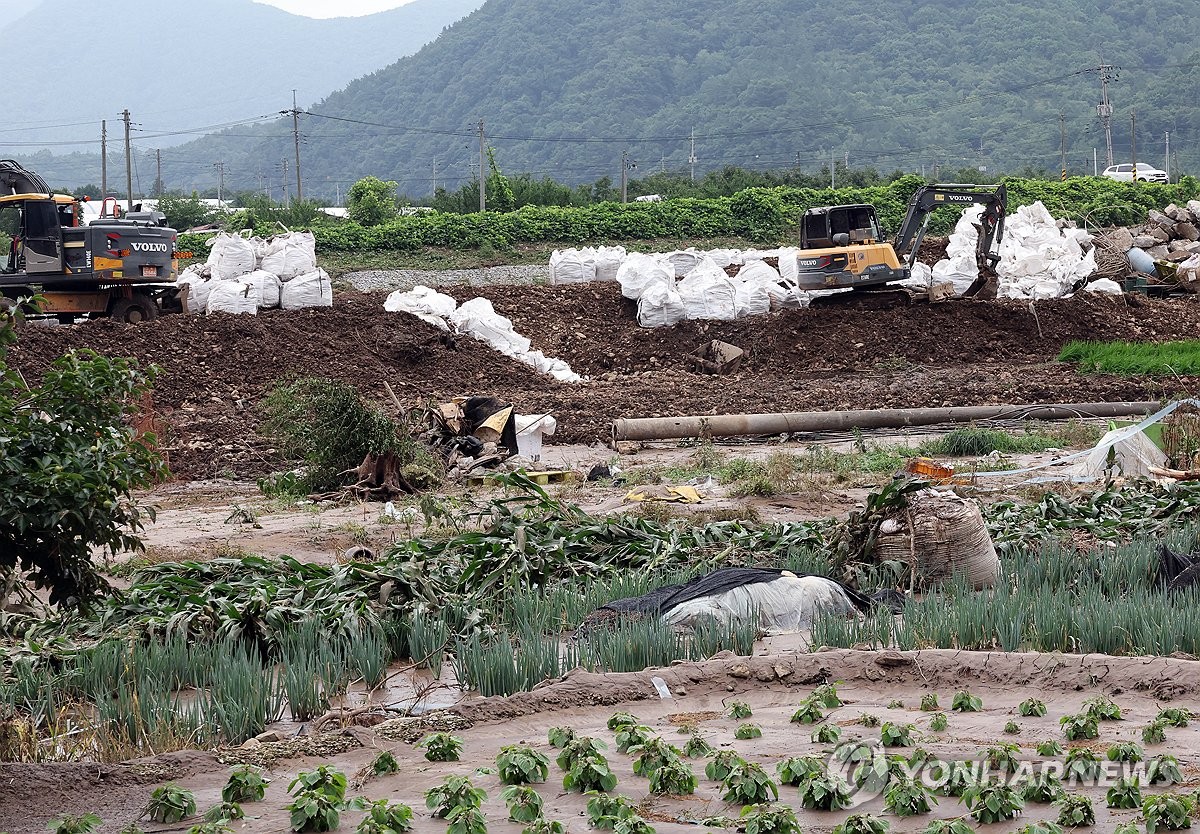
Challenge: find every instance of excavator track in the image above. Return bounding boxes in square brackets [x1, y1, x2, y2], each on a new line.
[810, 289, 917, 311]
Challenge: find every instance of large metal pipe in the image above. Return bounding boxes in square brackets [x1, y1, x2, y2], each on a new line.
[612, 401, 1160, 443]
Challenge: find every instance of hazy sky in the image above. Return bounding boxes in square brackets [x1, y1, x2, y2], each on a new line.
[255, 0, 415, 17]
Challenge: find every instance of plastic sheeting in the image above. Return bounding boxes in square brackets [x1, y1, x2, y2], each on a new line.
[280, 268, 333, 310]
[451, 297, 533, 357]
[1073, 427, 1167, 480]
[664, 574, 861, 633]
[383, 285, 458, 330]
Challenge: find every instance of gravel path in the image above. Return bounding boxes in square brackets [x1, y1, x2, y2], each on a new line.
[343, 264, 546, 292]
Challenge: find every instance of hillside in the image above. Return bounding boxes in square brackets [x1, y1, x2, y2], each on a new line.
[19, 0, 1200, 196]
[0, 0, 483, 152]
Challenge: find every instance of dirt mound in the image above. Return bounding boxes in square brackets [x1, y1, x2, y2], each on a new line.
[8, 288, 1200, 479]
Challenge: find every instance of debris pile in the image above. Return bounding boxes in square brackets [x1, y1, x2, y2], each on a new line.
[421, 397, 558, 479]
[383, 286, 582, 382]
[176, 231, 332, 315]
[1094, 202, 1200, 291]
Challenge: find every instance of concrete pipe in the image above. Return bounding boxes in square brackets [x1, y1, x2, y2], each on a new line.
[612, 401, 1160, 443]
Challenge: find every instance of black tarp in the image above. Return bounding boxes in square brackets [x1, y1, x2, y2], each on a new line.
[1156, 543, 1200, 592]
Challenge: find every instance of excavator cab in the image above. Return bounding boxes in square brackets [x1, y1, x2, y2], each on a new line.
[800, 204, 885, 249]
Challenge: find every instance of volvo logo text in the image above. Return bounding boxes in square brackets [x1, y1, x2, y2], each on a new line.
[130, 241, 170, 253]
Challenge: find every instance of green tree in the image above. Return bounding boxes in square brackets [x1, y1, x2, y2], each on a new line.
[0, 307, 164, 609]
[156, 191, 216, 231]
[485, 148, 516, 212]
[347, 176, 399, 226]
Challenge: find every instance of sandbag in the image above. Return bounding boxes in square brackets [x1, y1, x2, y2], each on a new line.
[875, 489, 1000, 590]
[734, 279, 771, 318]
[206, 278, 259, 315]
[616, 253, 675, 300]
[280, 268, 333, 310]
[205, 232, 256, 281]
[677, 258, 737, 320]
[244, 269, 281, 308]
[451, 297, 532, 356]
[176, 264, 213, 314]
[594, 245, 627, 282]
[549, 248, 598, 285]
[261, 231, 317, 280]
[666, 247, 702, 278]
[637, 282, 686, 327]
[383, 285, 458, 330]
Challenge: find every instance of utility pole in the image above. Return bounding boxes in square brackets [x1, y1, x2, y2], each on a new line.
[287, 90, 303, 203]
[1130, 113, 1137, 181]
[431, 159, 438, 193]
[621, 150, 637, 203]
[282, 158, 290, 205]
[477, 119, 486, 212]
[122, 109, 133, 209]
[1097, 65, 1116, 169]
[830, 149, 835, 189]
[101, 120, 107, 196]
[1094, 148, 1098, 176]
[1060, 113, 1067, 180]
[213, 161, 225, 207]
[689, 129, 697, 182]
[1166, 131, 1171, 182]
[155, 149, 163, 196]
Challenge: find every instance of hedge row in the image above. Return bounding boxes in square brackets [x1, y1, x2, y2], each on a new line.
[177, 175, 1200, 256]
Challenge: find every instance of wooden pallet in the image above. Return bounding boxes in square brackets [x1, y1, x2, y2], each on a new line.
[467, 469, 577, 486]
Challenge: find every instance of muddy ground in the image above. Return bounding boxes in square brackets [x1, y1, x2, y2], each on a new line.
[7, 287, 1200, 482]
[4, 649, 1198, 833]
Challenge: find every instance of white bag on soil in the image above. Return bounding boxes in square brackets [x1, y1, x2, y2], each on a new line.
[383, 285, 458, 330]
[243, 269, 282, 308]
[617, 252, 675, 300]
[176, 265, 213, 314]
[875, 489, 1000, 590]
[637, 282, 686, 327]
[451, 297, 532, 356]
[206, 279, 259, 315]
[737, 259, 791, 310]
[664, 575, 859, 634]
[678, 258, 738, 320]
[594, 245, 627, 282]
[549, 248, 598, 285]
[666, 247, 703, 278]
[205, 232, 257, 282]
[261, 231, 317, 280]
[280, 268, 333, 310]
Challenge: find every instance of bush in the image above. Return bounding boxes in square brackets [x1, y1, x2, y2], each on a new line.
[348, 177, 400, 227]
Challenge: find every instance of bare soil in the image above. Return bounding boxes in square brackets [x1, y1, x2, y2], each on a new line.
[7, 288, 1200, 483]
[5, 649, 1199, 833]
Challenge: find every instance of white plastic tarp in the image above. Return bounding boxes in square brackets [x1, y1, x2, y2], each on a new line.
[451, 297, 532, 357]
[383, 285, 458, 330]
[1073, 427, 1167, 480]
[663, 574, 858, 634]
[280, 268, 333, 310]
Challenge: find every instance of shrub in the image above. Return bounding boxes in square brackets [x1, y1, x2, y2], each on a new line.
[921, 822, 973, 834]
[607, 712, 640, 731]
[586, 792, 636, 829]
[739, 804, 800, 834]
[1143, 793, 1195, 834]
[795, 770, 853, 810]
[630, 738, 678, 777]
[814, 683, 843, 707]
[501, 786, 544, 823]
[613, 815, 655, 834]
[355, 799, 414, 834]
[1037, 740, 1064, 756]
[649, 758, 697, 795]
[548, 726, 574, 748]
[722, 762, 779, 805]
[790, 700, 823, 724]
[879, 722, 913, 747]
[929, 712, 948, 731]
[1060, 713, 1099, 741]
[370, 751, 399, 777]
[522, 821, 564, 834]
[884, 780, 937, 816]
[1147, 755, 1184, 786]
[1107, 776, 1143, 809]
[1064, 748, 1102, 781]
[1005, 720, 1021, 734]
[47, 816, 103, 834]
[684, 735, 714, 758]
[706, 750, 748, 782]
[812, 724, 841, 743]
[497, 744, 550, 784]
[858, 713, 880, 727]
[1024, 773, 1066, 804]
[1144, 719, 1169, 744]
[1107, 742, 1144, 763]
[446, 806, 488, 834]
[919, 693, 939, 711]
[425, 776, 486, 818]
[1082, 696, 1122, 721]
[777, 756, 824, 786]
[287, 791, 343, 833]
[615, 724, 652, 754]
[1157, 708, 1190, 728]
[289, 766, 347, 802]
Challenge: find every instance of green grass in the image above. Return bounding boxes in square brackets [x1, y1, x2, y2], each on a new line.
[1059, 340, 1200, 376]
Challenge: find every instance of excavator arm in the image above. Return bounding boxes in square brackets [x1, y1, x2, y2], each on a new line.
[0, 159, 51, 196]
[892, 183, 1007, 298]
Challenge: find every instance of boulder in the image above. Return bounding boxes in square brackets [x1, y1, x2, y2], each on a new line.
[1147, 245, 1171, 260]
[1108, 227, 1135, 251]
[1176, 222, 1200, 242]
[1132, 234, 1159, 248]
[1166, 204, 1189, 223]
[1189, 200, 1200, 220]
[1150, 225, 1174, 243]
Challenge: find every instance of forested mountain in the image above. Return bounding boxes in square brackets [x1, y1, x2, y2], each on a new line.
[19, 0, 1200, 197]
[0, 0, 482, 150]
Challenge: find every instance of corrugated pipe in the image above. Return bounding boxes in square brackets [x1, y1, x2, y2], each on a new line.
[612, 401, 1160, 443]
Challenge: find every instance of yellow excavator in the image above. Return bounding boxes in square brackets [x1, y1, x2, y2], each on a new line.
[793, 183, 1007, 307]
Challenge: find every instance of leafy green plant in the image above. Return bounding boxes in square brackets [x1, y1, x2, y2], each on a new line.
[1115, 824, 1141, 834]
[370, 751, 399, 777]
[355, 799, 414, 834]
[1082, 696, 1122, 721]
[964, 783, 1024, 823]
[548, 726, 575, 748]
[740, 804, 800, 834]
[290, 767, 348, 802]
[557, 736, 608, 771]
[613, 815, 655, 834]
[222, 765, 270, 803]
[1024, 773, 1066, 804]
[287, 791, 343, 833]
[887, 699, 904, 709]
[497, 744, 550, 784]
[630, 737, 678, 777]
[1157, 708, 1190, 728]
[47, 816, 103, 834]
[952, 691, 982, 712]
[186, 823, 233, 834]
[1019, 698, 1048, 717]
[1107, 742, 1144, 763]
[684, 735, 714, 758]
[203, 802, 244, 822]
[790, 699, 823, 724]
[1064, 748, 1101, 781]
[649, 758, 697, 795]
[937, 761, 976, 797]
[419, 732, 463, 762]
[884, 779, 937, 816]
[446, 806, 488, 834]
[585, 792, 636, 829]
[1015, 824, 1064, 834]
[1144, 718, 1169, 744]
[1107, 776, 1143, 809]
[880, 722, 913, 747]
[1143, 793, 1195, 834]
[522, 821, 564, 834]
[147, 785, 197, 823]
[920, 821, 974, 834]
[706, 750, 748, 782]
[615, 723, 652, 754]
[1060, 713, 1099, 740]
[984, 742, 1021, 772]
[832, 812, 890, 834]
[1005, 720, 1021, 734]
[1037, 739, 1064, 756]
[795, 770, 853, 810]
[777, 756, 824, 786]
[728, 701, 753, 719]
[1056, 794, 1095, 827]
[919, 693, 939, 711]
[501, 785, 544, 823]
[722, 761, 779, 805]
[735, 723, 762, 740]
[929, 712, 948, 731]
[813, 723, 841, 743]
[1147, 755, 1184, 786]
[563, 751, 618, 793]
[425, 776, 487, 818]
[607, 712, 640, 731]
[813, 683, 844, 707]
[858, 712, 881, 727]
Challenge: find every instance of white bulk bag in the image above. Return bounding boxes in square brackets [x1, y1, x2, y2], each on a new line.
[549, 248, 597, 285]
[205, 232, 257, 281]
[176, 265, 213, 314]
[738, 259, 792, 309]
[261, 232, 317, 280]
[616, 253, 675, 300]
[666, 247, 702, 277]
[241, 269, 281, 309]
[280, 268, 333, 310]
[451, 297, 532, 356]
[678, 259, 737, 320]
[594, 245, 627, 282]
[206, 279, 259, 315]
[637, 283, 686, 327]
